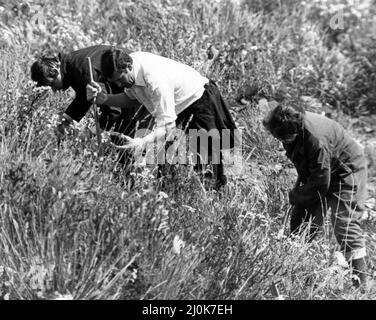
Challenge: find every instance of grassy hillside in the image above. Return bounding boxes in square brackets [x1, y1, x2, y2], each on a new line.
[0, 0, 376, 299]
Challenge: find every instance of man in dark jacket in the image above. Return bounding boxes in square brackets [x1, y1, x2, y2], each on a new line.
[30, 45, 152, 144]
[263, 104, 368, 288]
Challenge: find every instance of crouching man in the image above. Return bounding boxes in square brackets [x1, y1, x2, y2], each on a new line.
[263, 104, 368, 288]
[86, 49, 237, 189]
[30, 44, 153, 155]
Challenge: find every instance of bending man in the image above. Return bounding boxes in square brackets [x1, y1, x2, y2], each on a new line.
[263, 104, 368, 287]
[86, 49, 237, 189]
[30, 44, 152, 147]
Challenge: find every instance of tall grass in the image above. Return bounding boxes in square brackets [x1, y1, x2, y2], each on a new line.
[0, 0, 375, 299]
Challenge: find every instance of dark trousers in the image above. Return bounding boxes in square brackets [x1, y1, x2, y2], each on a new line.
[290, 194, 366, 254]
[168, 80, 237, 187]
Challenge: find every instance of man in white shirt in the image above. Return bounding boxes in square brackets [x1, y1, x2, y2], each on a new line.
[86, 49, 237, 189]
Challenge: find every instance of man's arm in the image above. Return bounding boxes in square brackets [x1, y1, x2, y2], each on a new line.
[112, 122, 175, 151]
[289, 145, 331, 207]
[86, 81, 136, 108]
[140, 122, 175, 146]
[148, 75, 177, 127]
[102, 70, 177, 149]
[64, 92, 92, 122]
[127, 77, 176, 148]
[105, 93, 131, 108]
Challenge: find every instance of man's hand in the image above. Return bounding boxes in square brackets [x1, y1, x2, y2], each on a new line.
[55, 117, 71, 140]
[86, 81, 108, 105]
[78, 126, 94, 142]
[109, 132, 144, 150]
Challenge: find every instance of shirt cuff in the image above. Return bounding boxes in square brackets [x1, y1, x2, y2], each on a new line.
[345, 247, 367, 261]
[62, 113, 74, 123]
[155, 116, 177, 128]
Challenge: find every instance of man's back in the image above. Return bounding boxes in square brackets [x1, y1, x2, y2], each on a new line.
[61, 45, 114, 91]
[304, 112, 365, 173]
[125, 51, 209, 126]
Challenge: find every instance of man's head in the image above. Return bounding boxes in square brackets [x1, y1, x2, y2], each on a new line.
[101, 49, 134, 88]
[262, 104, 304, 144]
[30, 55, 63, 91]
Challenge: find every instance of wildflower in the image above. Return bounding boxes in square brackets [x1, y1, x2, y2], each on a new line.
[182, 205, 196, 213]
[158, 191, 169, 199]
[51, 292, 74, 300]
[241, 49, 248, 58]
[173, 235, 185, 255]
[334, 251, 348, 268]
[32, 86, 50, 94]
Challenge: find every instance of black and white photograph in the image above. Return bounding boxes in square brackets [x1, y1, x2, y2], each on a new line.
[0, 0, 376, 305]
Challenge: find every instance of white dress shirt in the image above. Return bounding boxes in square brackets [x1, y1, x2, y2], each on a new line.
[124, 52, 209, 127]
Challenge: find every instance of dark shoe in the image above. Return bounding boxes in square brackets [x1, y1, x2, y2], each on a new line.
[351, 257, 367, 288]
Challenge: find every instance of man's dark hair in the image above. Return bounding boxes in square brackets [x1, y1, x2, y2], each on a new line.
[31, 55, 60, 87]
[263, 104, 305, 139]
[101, 49, 133, 79]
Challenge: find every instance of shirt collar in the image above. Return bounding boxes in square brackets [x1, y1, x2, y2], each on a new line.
[132, 56, 146, 87]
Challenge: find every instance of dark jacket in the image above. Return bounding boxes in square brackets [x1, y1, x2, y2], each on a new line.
[59, 45, 120, 122]
[285, 112, 367, 208]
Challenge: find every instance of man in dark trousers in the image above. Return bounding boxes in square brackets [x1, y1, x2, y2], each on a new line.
[263, 104, 368, 288]
[30, 45, 153, 156]
[85, 49, 238, 190]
